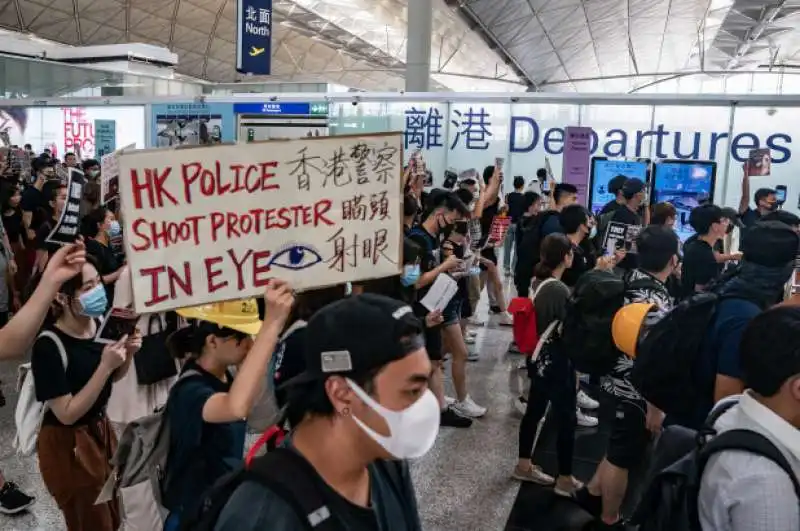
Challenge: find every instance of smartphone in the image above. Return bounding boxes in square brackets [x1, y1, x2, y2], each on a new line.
[443, 170, 458, 190]
[776, 184, 787, 205]
[424, 169, 434, 187]
[495, 157, 504, 170]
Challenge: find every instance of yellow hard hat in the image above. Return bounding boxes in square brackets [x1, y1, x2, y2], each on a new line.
[176, 299, 262, 336]
[612, 302, 655, 358]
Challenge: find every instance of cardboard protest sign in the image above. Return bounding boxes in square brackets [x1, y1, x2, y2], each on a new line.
[102, 143, 136, 205]
[602, 221, 642, 256]
[46, 168, 85, 246]
[118, 133, 404, 313]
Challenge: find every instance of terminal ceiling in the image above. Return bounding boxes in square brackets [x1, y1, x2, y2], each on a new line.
[1, 0, 800, 92]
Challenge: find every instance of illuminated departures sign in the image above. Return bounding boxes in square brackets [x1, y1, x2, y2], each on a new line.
[236, 0, 272, 75]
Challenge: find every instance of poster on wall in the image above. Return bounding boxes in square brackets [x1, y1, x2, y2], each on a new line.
[95, 120, 117, 158]
[0, 106, 145, 160]
[562, 126, 592, 206]
[150, 103, 236, 148]
[118, 133, 403, 313]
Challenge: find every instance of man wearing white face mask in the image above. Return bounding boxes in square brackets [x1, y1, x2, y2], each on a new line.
[213, 294, 431, 531]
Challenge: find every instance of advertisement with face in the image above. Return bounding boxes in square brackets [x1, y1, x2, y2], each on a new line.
[0, 106, 145, 160]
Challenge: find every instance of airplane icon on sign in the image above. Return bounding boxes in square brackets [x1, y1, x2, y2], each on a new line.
[249, 46, 265, 57]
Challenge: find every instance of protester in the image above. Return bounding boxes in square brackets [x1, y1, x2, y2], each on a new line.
[162, 281, 293, 530]
[579, 226, 679, 529]
[30, 255, 141, 530]
[214, 294, 430, 530]
[504, 176, 526, 275]
[681, 204, 731, 296]
[540, 183, 579, 237]
[699, 306, 800, 530]
[80, 207, 124, 303]
[513, 234, 581, 495]
[599, 175, 629, 215]
[738, 163, 778, 227]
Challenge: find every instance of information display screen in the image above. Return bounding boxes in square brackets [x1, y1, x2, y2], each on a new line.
[589, 158, 650, 215]
[652, 160, 717, 242]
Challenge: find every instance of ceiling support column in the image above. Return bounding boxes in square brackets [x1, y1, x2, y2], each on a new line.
[405, 0, 432, 91]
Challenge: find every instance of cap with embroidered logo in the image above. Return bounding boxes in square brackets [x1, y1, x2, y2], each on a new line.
[282, 293, 425, 388]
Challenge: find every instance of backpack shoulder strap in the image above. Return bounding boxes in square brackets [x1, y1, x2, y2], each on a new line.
[532, 277, 557, 299]
[247, 448, 346, 530]
[37, 330, 68, 369]
[698, 429, 800, 499]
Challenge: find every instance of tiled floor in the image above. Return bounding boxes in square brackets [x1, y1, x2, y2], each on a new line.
[0, 276, 634, 531]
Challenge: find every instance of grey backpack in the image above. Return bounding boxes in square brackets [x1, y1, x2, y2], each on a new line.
[98, 370, 200, 531]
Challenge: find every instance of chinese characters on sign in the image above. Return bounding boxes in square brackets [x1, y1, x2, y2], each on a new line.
[404, 106, 493, 151]
[46, 168, 86, 246]
[117, 134, 403, 313]
[236, 0, 272, 75]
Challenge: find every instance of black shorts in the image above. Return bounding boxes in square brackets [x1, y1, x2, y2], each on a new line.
[442, 296, 462, 327]
[479, 247, 497, 271]
[605, 397, 650, 470]
[424, 325, 443, 361]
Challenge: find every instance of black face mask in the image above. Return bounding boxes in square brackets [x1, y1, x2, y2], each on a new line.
[438, 214, 454, 238]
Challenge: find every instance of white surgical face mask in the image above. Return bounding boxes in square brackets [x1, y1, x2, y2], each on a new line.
[346, 378, 440, 459]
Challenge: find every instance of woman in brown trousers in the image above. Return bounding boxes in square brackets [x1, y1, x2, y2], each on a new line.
[30, 255, 141, 530]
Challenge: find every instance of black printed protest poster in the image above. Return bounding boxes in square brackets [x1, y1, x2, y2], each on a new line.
[602, 221, 642, 256]
[46, 168, 85, 246]
[117, 133, 403, 313]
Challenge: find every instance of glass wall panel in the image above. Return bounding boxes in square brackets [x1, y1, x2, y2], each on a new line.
[508, 103, 580, 185]
[729, 106, 799, 214]
[651, 105, 732, 205]
[579, 104, 655, 160]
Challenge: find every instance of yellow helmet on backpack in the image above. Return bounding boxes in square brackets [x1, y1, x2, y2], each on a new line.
[176, 299, 262, 336]
[612, 302, 656, 358]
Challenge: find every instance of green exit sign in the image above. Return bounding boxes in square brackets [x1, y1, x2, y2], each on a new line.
[310, 103, 329, 115]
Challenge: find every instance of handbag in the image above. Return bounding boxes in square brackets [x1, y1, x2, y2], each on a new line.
[134, 312, 179, 385]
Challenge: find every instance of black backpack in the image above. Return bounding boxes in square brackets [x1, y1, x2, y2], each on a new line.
[560, 270, 655, 376]
[514, 210, 560, 279]
[631, 402, 800, 531]
[630, 291, 724, 418]
[180, 446, 408, 531]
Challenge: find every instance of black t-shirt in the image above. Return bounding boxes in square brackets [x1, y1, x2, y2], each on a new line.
[31, 325, 113, 426]
[2, 209, 22, 243]
[479, 198, 500, 247]
[165, 361, 247, 513]
[611, 206, 642, 270]
[86, 238, 121, 303]
[35, 217, 61, 256]
[599, 199, 622, 215]
[20, 185, 47, 231]
[507, 192, 525, 223]
[406, 226, 442, 359]
[562, 242, 594, 287]
[681, 238, 722, 297]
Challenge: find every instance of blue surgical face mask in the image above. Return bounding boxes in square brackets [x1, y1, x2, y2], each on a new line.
[589, 225, 598, 239]
[400, 264, 421, 287]
[78, 284, 108, 318]
[108, 220, 121, 237]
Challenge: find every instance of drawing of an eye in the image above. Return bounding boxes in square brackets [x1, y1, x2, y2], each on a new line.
[269, 244, 323, 271]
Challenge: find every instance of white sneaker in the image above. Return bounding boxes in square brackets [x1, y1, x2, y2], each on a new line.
[576, 409, 599, 428]
[467, 351, 480, 362]
[577, 389, 599, 410]
[464, 334, 476, 345]
[468, 316, 485, 327]
[452, 395, 487, 418]
[466, 329, 478, 338]
[496, 312, 513, 326]
[445, 396, 456, 406]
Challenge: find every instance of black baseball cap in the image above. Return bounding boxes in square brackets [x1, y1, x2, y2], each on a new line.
[720, 207, 746, 229]
[741, 221, 800, 267]
[622, 178, 645, 196]
[282, 294, 424, 388]
[608, 175, 628, 195]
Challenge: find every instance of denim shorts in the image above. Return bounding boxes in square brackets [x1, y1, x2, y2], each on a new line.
[442, 296, 463, 327]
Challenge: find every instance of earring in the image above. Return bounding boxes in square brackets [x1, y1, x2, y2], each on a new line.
[341, 407, 350, 417]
